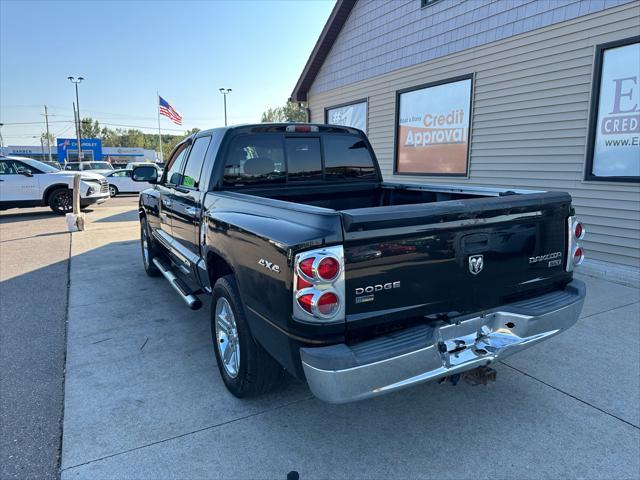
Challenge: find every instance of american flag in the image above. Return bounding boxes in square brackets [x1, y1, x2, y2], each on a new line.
[158, 96, 182, 125]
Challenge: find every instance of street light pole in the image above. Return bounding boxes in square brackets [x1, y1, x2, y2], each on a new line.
[219, 88, 232, 126]
[68, 76, 84, 160]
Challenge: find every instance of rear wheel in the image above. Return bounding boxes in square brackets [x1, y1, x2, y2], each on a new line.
[109, 185, 118, 197]
[140, 216, 161, 277]
[211, 275, 283, 398]
[48, 188, 72, 214]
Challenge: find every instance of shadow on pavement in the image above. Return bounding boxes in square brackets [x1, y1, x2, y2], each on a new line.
[0, 231, 70, 244]
[93, 209, 139, 223]
[0, 210, 59, 223]
[0, 257, 68, 480]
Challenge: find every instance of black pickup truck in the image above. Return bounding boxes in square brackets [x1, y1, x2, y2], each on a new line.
[132, 123, 586, 403]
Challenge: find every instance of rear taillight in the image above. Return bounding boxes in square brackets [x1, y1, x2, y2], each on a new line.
[293, 245, 345, 322]
[299, 258, 314, 278]
[317, 257, 340, 281]
[317, 292, 339, 316]
[573, 246, 584, 266]
[566, 216, 586, 271]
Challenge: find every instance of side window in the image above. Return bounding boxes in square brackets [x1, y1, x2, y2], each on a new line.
[0, 160, 18, 175]
[164, 145, 190, 186]
[14, 161, 41, 174]
[112, 171, 128, 177]
[180, 136, 212, 189]
[286, 138, 322, 181]
[223, 134, 286, 187]
[65, 164, 80, 171]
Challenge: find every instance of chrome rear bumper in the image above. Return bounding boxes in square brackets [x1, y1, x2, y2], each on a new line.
[301, 280, 585, 404]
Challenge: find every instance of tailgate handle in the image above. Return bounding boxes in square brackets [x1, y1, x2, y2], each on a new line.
[462, 233, 489, 253]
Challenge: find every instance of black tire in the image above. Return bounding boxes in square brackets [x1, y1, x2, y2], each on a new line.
[140, 216, 161, 277]
[211, 274, 283, 398]
[109, 184, 118, 197]
[48, 188, 73, 214]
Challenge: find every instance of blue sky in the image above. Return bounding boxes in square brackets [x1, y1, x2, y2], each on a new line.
[0, 0, 335, 144]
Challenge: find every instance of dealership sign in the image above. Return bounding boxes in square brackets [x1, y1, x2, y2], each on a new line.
[57, 138, 103, 161]
[590, 39, 639, 179]
[396, 76, 472, 175]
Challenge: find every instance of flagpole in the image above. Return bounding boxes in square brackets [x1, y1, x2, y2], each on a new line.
[157, 91, 163, 163]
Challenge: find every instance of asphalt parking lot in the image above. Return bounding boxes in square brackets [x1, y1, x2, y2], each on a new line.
[2, 196, 639, 479]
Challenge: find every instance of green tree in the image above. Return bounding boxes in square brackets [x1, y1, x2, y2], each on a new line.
[80, 117, 102, 138]
[261, 101, 307, 123]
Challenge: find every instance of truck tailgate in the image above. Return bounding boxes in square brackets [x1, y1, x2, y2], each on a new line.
[340, 191, 573, 337]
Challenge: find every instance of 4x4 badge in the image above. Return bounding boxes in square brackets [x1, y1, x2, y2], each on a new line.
[469, 254, 484, 275]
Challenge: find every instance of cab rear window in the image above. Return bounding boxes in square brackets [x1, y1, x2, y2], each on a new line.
[322, 135, 377, 180]
[222, 133, 377, 187]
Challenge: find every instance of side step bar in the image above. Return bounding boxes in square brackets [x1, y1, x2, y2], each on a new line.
[152, 257, 203, 310]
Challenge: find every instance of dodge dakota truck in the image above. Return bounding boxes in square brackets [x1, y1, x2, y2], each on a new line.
[132, 123, 586, 403]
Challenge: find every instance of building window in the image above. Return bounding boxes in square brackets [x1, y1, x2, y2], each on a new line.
[420, 0, 441, 8]
[585, 36, 640, 183]
[394, 75, 473, 176]
[325, 99, 368, 134]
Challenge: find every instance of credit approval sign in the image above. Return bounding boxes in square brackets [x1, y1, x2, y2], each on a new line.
[396, 76, 472, 175]
[590, 39, 640, 179]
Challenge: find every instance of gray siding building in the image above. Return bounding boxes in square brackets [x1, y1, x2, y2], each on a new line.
[293, 0, 640, 285]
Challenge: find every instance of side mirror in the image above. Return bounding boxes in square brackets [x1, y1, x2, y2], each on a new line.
[132, 165, 158, 184]
[17, 168, 33, 177]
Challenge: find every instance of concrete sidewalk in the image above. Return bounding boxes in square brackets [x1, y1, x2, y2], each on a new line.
[61, 198, 640, 479]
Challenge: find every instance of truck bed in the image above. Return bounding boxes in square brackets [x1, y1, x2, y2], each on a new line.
[247, 182, 504, 211]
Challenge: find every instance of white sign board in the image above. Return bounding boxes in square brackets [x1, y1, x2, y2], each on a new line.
[326, 101, 367, 133]
[591, 41, 640, 178]
[396, 77, 472, 175]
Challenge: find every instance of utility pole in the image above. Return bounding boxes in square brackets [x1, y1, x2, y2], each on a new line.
[219, 88, 232, 126]
[40, 136, 45, 161]
[68, 76, 84, 160]
[42, 105, 53, 162]
[0, 123, 4, 150]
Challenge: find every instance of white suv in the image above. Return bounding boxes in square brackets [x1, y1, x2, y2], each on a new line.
[0, 156, 110, 214]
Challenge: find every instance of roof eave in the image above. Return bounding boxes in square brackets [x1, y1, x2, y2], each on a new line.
[291, 0, 357, 102]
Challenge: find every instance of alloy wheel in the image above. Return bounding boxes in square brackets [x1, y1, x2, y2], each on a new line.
[53, 191, 72, 213]
[215, 297, 240, 378]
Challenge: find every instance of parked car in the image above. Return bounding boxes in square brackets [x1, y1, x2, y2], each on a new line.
[0, 156, 110, 213]
[125, 161, 158, 170]
[104, 169, 154, 196]
[64, 161, 114, 175]
[132, 124, 586, 403]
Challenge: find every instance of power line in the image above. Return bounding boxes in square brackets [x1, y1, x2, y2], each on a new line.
[0, 119, 190, 132]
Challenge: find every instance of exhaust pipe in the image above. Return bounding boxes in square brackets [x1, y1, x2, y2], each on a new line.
[152, 258, 202, 310]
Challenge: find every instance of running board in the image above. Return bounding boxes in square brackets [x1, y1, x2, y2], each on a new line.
[152, 257, 203, 310]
